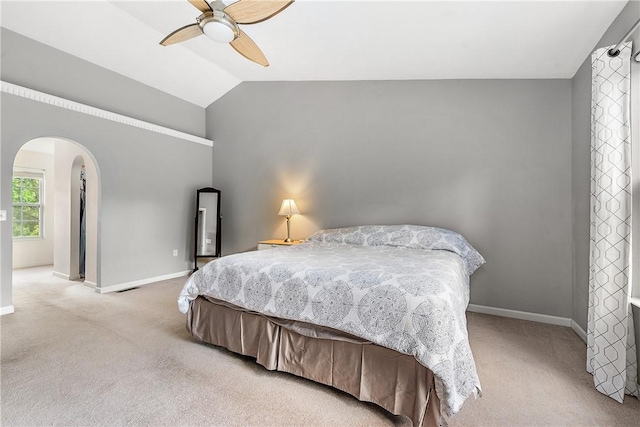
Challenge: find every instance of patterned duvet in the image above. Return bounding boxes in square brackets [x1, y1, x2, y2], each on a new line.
[178, 225, 484, 418]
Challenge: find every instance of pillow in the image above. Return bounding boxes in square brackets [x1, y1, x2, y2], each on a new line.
[307, 225, 485, 275]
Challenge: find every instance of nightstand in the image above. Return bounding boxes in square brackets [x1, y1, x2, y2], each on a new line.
[257, 239, 303, 250]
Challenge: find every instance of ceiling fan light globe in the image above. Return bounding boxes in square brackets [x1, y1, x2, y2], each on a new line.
[203, 20, 236, 43]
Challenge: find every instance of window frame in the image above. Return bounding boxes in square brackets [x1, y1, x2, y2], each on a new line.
[12, 169, 45, 240]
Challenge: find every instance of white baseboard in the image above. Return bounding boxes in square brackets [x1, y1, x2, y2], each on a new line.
[84, 281, 97, 290]
[53, 271, 82, 281]
[95, 270, 190, 294]
[1, 305, 15, 315]
[52, 271, 70, 280]
[467, 304, 572, 327]
[571, 320, 587, 343]
[12, 261, 53, 269]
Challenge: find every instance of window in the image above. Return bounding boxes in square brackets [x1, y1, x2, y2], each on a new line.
[12, 170, 44, 239]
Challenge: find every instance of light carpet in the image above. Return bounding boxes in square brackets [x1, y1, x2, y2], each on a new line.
[1, 266, 639, 426]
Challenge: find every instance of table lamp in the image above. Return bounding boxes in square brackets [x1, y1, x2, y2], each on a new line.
[278, 199, 300, 242]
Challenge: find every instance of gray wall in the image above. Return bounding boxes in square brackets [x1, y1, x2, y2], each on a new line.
[206, 79, 573, 319]
[571, 1, 640, 331]
[1, 29, 211, 308]
[0, 28, 204, 136]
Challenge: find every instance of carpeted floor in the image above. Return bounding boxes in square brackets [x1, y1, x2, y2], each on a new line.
[1, 266, 639, 426]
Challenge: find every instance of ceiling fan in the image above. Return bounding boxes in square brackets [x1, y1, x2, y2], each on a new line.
[160, 0, 293, 67]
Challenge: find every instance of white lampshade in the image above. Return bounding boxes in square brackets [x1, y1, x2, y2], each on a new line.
[278, 199, 300, 216]
[202, 20, 236, 43]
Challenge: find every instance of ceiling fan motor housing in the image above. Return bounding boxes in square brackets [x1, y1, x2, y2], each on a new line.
[199, 10, 239, 43]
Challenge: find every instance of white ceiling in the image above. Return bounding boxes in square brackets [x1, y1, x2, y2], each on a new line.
[0, 0, 630, 107]
[20, 138, 56, 155]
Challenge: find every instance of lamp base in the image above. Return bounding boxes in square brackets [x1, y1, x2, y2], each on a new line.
[284, 215, 293, 243]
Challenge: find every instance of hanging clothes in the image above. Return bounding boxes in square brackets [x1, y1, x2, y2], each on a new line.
[79, 165, 86, 279]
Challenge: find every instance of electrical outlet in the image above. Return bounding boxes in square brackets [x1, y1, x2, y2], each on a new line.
[173, 249, 178, 257]
[0, 210, 6, 221]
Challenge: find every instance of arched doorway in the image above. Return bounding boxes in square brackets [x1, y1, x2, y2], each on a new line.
[11, 137, 100, 289]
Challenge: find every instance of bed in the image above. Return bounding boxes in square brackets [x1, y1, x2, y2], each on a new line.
[178, 225, 484, 426]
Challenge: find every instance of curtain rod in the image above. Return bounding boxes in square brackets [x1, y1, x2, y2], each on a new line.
[607, 17, 640, 61]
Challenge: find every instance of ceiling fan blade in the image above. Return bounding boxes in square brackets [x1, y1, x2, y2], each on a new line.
[230, 30, 269, 66]
[160, 23, 203, 46]
[224, 0, 293, 24]
[187, 0, 212, 13]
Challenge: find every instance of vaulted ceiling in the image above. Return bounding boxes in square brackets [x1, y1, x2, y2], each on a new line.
[0, 0, 629, 107]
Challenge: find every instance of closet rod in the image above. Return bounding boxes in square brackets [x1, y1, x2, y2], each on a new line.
[607, 17, 640, 60]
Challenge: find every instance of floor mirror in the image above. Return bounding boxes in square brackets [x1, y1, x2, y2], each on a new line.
[194, 187, 221, 271]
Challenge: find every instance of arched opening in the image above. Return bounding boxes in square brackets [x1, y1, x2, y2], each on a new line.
[11, 137, 101, 291]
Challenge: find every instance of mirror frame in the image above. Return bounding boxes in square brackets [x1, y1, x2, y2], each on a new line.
[194, 187, 222, 271]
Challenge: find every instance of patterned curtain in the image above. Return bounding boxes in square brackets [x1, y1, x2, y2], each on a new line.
[587, 42, 638, 402]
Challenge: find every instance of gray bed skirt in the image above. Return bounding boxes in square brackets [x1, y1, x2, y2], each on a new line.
[187, 296, 443, 427]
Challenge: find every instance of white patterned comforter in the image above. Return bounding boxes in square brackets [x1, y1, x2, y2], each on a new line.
[178, 225, 483, 418]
